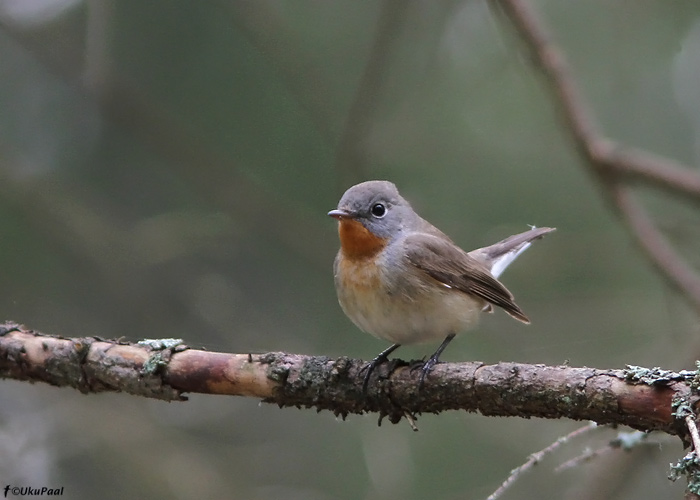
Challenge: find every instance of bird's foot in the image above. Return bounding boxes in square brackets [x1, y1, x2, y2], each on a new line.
[416, 354, 440, 390]
[360, 343, 401, 394]
[412, 333, 456, 390]
[360, 355, 388, 394]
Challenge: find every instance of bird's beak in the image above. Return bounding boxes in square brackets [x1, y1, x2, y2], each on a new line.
[328, 209, 352, 220]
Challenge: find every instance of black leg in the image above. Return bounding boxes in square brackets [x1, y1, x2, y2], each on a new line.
[418, 333, 456, 389]
[361, 343, 401, 394]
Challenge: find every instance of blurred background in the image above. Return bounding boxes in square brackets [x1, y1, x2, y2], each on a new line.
[1, 0, 700, 498]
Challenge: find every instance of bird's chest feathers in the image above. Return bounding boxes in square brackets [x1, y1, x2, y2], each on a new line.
[335, 249, 388, 335]
[337, 219, 388, 260]
[334, 221, 389, 330]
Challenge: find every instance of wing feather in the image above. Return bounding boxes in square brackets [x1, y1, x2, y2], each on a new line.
[404, 234, 529, 323]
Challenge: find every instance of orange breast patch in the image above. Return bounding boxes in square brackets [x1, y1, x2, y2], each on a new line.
[337, 219, 388, 260]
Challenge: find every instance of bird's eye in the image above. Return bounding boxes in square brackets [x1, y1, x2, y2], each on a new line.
[371, 203, 386, 218]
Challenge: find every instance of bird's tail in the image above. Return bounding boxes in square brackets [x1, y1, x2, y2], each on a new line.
[469, 226, 556, 279]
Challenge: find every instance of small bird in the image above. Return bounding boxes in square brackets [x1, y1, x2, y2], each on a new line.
[328, 180, 554, 391]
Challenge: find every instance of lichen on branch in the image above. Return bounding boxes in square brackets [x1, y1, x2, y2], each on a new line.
[0, 322, 696, 435]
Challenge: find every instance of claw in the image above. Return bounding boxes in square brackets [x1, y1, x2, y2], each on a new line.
[417, 356, 440, 390]
[360, 358, 382, 394]
[361, 343, 400, 394]
[415, 333, 456, 390]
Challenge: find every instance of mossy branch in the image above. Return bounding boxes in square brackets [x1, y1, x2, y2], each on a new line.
[1, 322, 697, 435]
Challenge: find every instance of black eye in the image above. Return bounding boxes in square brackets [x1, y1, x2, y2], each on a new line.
[370, 203, 386, 218]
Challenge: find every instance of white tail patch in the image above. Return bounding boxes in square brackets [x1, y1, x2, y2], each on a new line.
[490, 241, 532, 279]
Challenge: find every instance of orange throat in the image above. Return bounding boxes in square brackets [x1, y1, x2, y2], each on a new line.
[337, 218, 388, 260]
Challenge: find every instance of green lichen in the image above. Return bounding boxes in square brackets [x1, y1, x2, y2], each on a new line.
[141, 352, 168, 375]
[623, 365, 695, 385]
[690, 361, 700, 391]
[672, 394, 694, 420]
[137, 338, 184, 350]
[665, 360, 700, 491]
[138, 338, 185, 375]
[669, 452, 700, 493]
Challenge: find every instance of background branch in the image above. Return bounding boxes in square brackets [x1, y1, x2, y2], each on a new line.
[498, 0, 700, 312]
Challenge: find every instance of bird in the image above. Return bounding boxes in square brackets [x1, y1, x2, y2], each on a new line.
[328, 180, 554, 392]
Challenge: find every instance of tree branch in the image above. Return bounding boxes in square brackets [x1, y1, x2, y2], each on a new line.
[0, 322, 695, 434]
[497, 0, 700, 203]
[610, 185, 700, 307]
[497, 0, 700, 314]
[333, 0, 409, 187]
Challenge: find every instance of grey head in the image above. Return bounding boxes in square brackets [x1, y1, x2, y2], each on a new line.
[328, 180, 420, 241]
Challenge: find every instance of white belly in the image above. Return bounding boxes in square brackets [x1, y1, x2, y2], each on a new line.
[335, 255, 483, 345]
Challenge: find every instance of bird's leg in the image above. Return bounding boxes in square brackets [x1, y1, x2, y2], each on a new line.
[417, 333, 456, 389]
[360, 343, 401, 394]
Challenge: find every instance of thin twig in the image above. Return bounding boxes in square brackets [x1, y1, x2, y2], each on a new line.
[554, 446, 603, 473]
[486, 422, 598, 500]
[334, 0, 409, 187]
[686, 416, 700, 456]
[555, 430, 650, 472]
[83, 0, 113, 90]
[403, 411, 419, 432]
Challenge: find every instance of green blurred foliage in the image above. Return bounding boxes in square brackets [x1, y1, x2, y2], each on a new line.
[1, 1, 699, 499]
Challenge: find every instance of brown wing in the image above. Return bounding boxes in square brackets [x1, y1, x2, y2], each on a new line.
[404, 233, 529, 323]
